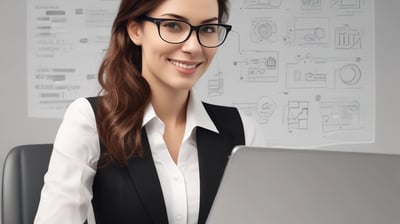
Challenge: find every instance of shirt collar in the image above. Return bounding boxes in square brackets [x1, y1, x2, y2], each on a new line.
[142, 91, 219, 134]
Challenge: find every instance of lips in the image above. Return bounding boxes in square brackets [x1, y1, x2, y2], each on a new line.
[169, 59, 200, 69]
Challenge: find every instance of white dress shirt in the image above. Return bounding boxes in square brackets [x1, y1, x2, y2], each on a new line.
[34, 92, 265, 224]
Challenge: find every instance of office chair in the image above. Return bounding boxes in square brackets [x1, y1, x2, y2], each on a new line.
[1, 144, 53, 224]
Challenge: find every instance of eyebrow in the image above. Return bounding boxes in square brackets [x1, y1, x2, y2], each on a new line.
[160, 13, 219, 24]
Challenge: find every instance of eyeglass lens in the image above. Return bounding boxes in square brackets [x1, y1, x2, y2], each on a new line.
[158, 20, 228, 47]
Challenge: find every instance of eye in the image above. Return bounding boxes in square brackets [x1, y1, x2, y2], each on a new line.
[200, 25, 218, 33]
[162, 21, 184, 31]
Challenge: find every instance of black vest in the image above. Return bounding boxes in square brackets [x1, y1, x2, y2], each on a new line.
[87, 97, 245, 224]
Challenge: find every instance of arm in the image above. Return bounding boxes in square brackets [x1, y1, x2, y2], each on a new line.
[34, 98, 100, 223]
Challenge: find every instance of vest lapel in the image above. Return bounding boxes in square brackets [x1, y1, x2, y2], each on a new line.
[126, 129, 168, 223]
[124, 126, 233, 223]
[196, 127, 232, 224]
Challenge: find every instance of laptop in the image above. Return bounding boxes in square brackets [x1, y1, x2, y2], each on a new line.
[206, 146, 400, 224]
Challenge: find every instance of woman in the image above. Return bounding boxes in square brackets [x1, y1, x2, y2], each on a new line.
[34, 0, 264, 223]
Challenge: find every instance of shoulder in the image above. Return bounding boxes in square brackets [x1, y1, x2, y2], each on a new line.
[63, 97, 96, 125]
[54, 97, 100, 168]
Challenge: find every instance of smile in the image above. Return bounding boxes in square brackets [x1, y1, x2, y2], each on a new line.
[169, 60, 200, 69]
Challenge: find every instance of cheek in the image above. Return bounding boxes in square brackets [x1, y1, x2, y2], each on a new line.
[140, 26, 167, 53]
[141, 37, 169, 60]
[205, 48, 218, 61]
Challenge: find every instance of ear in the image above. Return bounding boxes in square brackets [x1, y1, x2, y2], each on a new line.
[127, 20, 143, 46]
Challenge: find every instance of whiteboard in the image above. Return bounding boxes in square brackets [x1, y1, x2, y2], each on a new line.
[25, 0, 375, 148]
[196, 0, 375, 148]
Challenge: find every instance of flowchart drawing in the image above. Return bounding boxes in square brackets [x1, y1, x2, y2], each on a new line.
[234, 52, 279, 82]
[286, 17, 330, 47]
[286, 55, 363, 89]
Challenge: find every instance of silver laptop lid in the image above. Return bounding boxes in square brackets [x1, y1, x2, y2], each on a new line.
[207, 146, 400, 224]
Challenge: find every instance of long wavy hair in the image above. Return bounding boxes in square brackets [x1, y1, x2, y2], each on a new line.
[96, 0, 230, 166]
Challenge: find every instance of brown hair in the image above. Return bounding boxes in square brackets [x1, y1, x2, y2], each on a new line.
[96, 0, 230, 166]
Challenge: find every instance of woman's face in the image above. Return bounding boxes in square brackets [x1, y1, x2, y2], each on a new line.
[128, 0, 219, 94]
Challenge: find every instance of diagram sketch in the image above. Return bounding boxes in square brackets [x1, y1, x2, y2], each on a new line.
[233, 96, 277, 124]
[286, 55, 363, 89]
[27, 0, 375, 147]
[335, 63, 362, 87]
[207, 72, 224, 97]
[335, 26, 363, 49]
[286, 58, 329, 89]
[331, 0, 362, 9]
[241, 0, 283, 9]
[319, 100, 361, 134]
[250, 17, 278, 43]
[234, 51, 279, 82]
[287, 100, 310, 132]
[301, 0, 323, 11]
[286, 17, 330, 47]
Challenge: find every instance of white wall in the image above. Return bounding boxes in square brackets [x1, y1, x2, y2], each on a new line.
[0, 0, 399, 222]
[0, 1, 63, 220]
[0, 0, 62, 165]
[320, 0, 400, 154]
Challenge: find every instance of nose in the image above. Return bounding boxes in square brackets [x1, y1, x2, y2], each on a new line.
[181, 30, 202, 53]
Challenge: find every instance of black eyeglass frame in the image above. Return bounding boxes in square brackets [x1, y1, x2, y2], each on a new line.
[138, 15, 232, 48]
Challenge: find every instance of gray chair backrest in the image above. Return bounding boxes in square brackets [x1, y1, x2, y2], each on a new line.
[1, 144, 53, 224]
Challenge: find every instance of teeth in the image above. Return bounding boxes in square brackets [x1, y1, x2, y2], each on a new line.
[170, 60, 197, 69]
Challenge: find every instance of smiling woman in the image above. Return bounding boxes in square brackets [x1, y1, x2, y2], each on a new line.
[33, 0, 264, 223]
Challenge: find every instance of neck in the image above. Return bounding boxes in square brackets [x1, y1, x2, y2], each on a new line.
[151, 89, 190, 125]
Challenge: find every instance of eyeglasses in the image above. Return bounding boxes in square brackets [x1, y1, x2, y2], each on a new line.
[138, 15, 232, 48]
